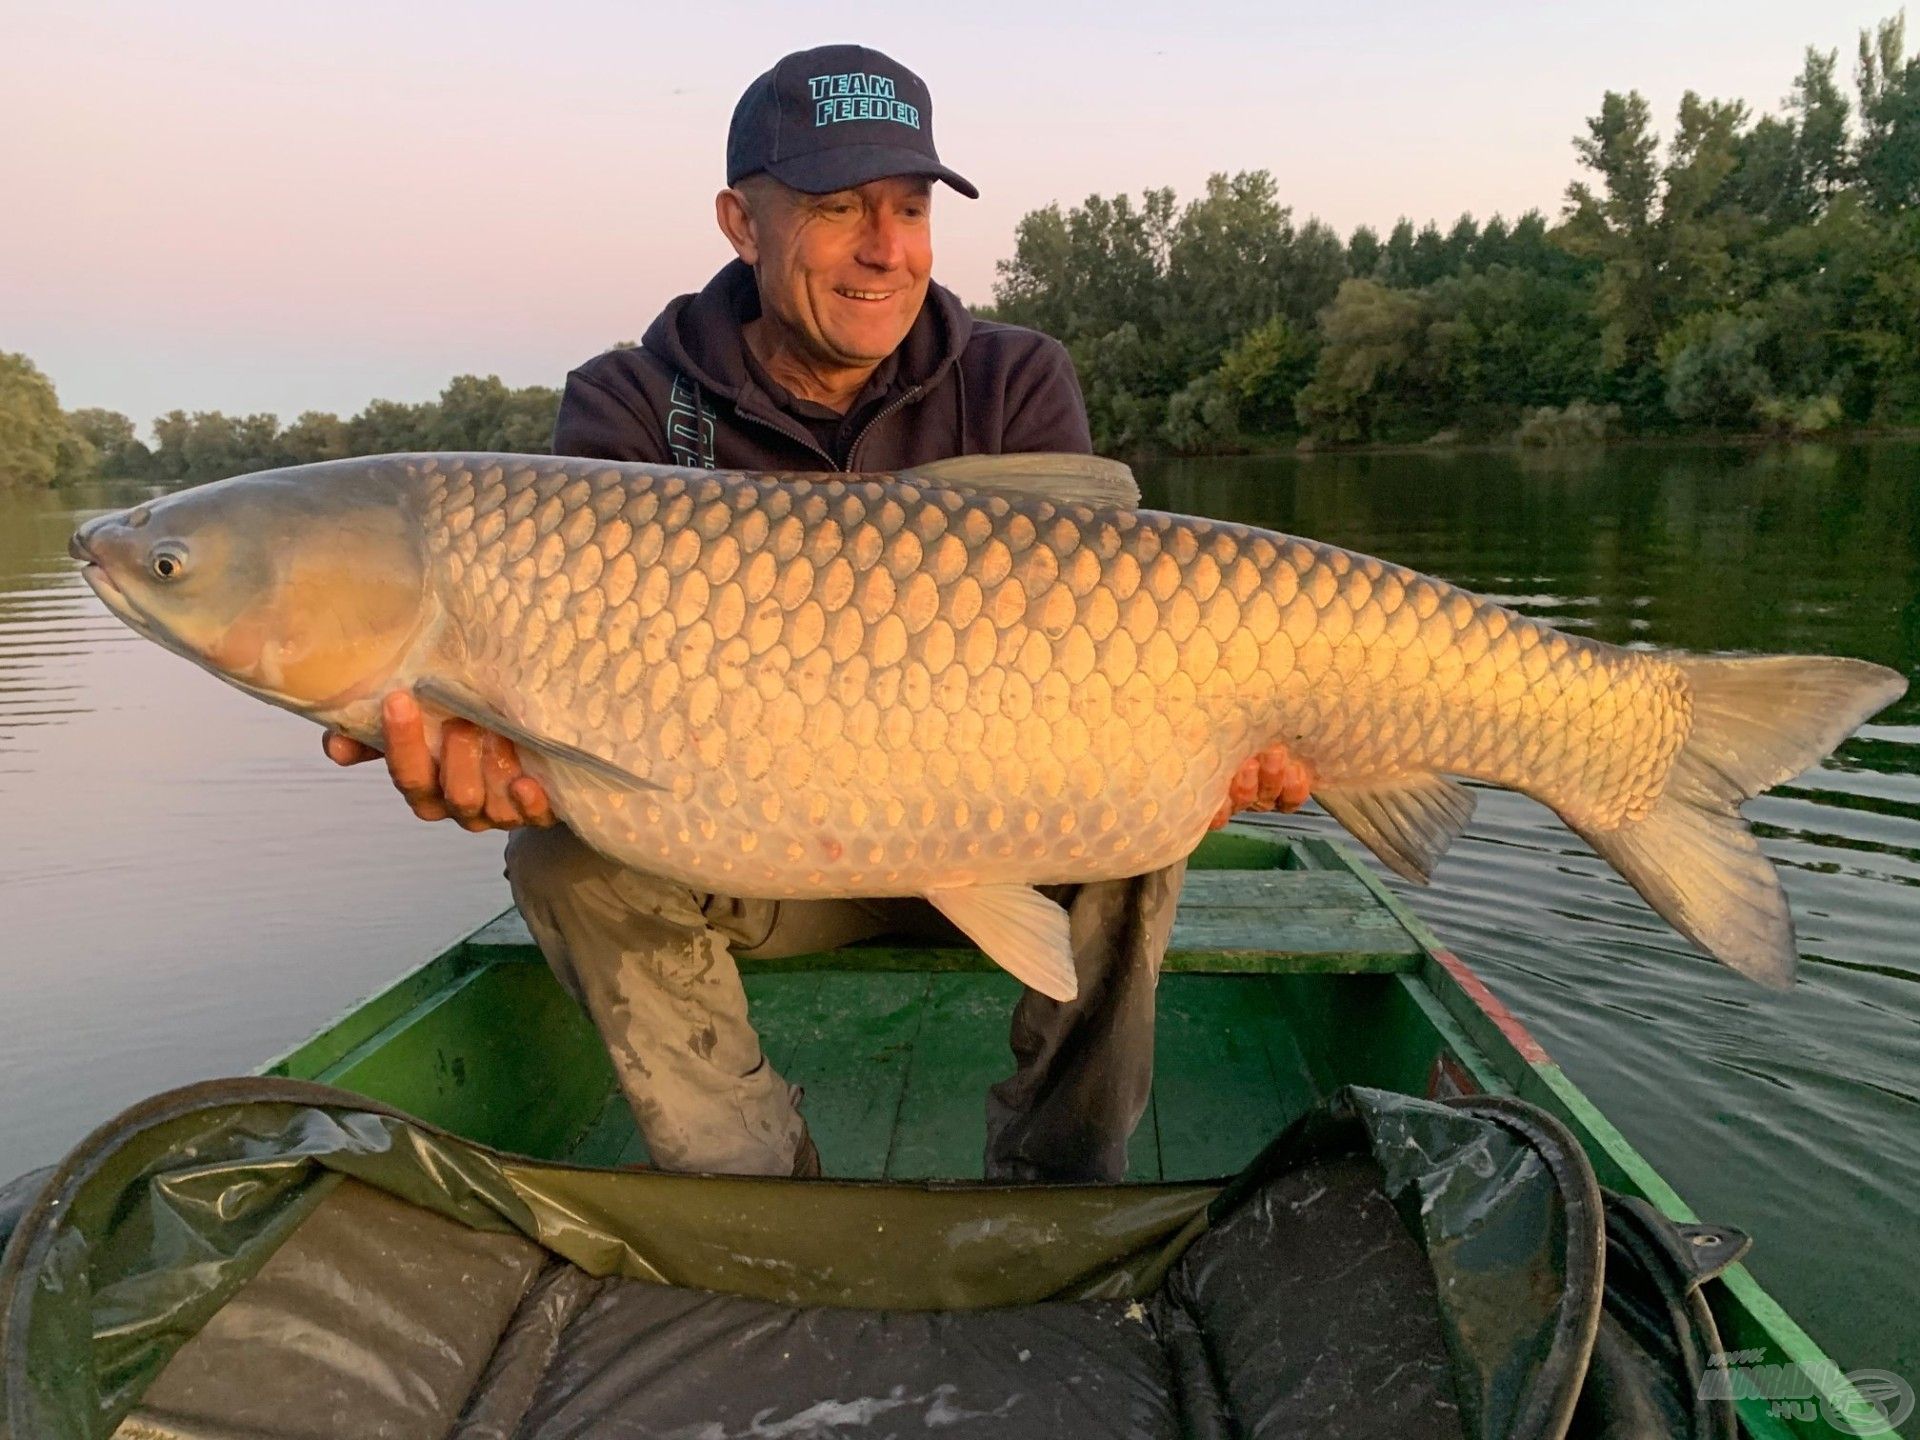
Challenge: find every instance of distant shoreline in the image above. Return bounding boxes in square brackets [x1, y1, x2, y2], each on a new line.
[11, 426, 1917, 492]
[1136, 425, 1920, 464]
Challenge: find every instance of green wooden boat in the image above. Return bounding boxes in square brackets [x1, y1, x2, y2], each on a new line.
[236, 824, 1893, 1439]
[2, 826, 1897, 1439]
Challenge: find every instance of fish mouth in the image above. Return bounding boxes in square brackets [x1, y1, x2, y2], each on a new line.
[77, 558, 151, 637]
[69, 535, 167, 650]
[69, 526, 125, 608]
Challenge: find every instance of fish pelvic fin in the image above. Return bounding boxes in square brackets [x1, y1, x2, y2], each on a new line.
[1568, 654, 1906, 989]
[412, 678, 664, 794]
[924, 883, 1078, 1001]
[901, 453, 1140, 509]
[1315, 773, 1476, 884]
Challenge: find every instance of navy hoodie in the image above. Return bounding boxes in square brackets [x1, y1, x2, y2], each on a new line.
[550, 260, 1091, 472]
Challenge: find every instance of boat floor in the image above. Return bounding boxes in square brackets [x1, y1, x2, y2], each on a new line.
[567, 969, 1325, 1180]
[437, 837, 1443, 1183]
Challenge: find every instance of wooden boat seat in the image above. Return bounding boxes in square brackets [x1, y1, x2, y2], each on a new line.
[466, 858, 1429, 976]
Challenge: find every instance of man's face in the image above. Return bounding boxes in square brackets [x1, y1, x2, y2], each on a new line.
[731, 175, 934, 370]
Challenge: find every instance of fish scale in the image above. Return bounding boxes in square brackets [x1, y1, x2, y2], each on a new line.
[75, 450, 1904, 995]
[416, 456, 1685, 894]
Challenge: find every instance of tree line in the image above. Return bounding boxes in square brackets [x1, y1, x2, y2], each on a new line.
[3, 14, 1916, 485]
[983, 14, 1920, 451]
[0, 357, 568, 487]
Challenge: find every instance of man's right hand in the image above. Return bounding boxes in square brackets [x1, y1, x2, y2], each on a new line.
[324, 691, 556, 832]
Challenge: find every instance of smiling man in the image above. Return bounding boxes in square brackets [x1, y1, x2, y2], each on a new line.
[330, 44, 1310, 1181]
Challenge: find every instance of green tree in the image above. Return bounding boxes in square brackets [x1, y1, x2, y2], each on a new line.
[1790, 46, 1851, 205]
[1562, 90, 1665, 386]
[0, 353, 92, 486]
[277, 410, 349, 466]
[1730, 115, 1808, 227]
[1161, 373, 1237, 454]
[67, 407, 150, 477]
[1277, 219, 1350, 330]
[1212, 315, 1319, 435]
[1845, 205, 1920, 421]
[1162, 171, 1292, 369]
[1295, 279, 1430, 442]
[1442, 214, 1481, 272]
[1660, 310, 1771, 425]
[179, 412, 246, 479]
[991, 188, 1176, 348]
[1068, 324, 1166, 453]
[1380, 219, 1418, 286]
[1856, 13, 1920, 211]
[1408, 222, 1448, 285]
[1424, 266, 1603, 423]
[149, 410, 194, 481]
[343, 398, 433, 456]
[1661, 92, 1752, 314]
[1346, 225, 1382, 279]
[1504, 211, 1575, 275]
[1473, 215, 1513, 269]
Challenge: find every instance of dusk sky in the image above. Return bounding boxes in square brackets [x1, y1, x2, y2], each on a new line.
[3, 0, 1899, 428]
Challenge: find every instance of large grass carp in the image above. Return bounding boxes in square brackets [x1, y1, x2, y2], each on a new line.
[72, 452, 1904, 1000]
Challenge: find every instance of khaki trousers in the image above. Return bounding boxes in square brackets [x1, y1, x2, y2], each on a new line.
[505, 825, 1184, 1181]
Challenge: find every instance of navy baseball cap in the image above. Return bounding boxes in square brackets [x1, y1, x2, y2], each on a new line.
[727, 44, 978, 199]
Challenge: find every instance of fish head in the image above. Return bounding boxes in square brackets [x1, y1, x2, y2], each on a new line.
[71, 461, 430, 719]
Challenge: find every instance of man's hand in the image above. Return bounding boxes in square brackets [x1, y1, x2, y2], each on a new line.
[324, 691, 555, 833]
[1209, 744, 1313, 830]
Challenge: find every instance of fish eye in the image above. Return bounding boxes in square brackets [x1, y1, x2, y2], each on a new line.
[150, 546, 188, 581]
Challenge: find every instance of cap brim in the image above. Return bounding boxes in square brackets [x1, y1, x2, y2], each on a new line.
[763, 144, 978, 200]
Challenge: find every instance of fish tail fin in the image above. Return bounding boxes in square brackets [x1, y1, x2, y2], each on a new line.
[1568, 655, 1905, 988]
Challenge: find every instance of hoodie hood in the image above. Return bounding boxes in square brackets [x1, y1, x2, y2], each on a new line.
[640, 259, 975, 413]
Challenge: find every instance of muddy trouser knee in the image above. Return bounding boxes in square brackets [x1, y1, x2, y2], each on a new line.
[504, 825, 925, 1176]
[984, 860, 1188, 1184]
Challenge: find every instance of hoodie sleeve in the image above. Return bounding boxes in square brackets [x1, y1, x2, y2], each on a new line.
[999, 336, 1094, 457]
[551, 367, 672, 463]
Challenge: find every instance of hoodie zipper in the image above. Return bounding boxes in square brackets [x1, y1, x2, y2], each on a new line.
[733, 383, 928, 474]
[846, 385, 926, 471]
[729, 405, 837, 471]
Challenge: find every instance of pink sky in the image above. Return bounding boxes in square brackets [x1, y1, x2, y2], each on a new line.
[2, 0, 1898, 427]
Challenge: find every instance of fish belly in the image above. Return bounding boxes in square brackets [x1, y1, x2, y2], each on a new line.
[420, 459, 1685, 897]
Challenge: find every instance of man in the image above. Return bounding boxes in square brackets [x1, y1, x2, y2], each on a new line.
[327, 44, 1311, 1181]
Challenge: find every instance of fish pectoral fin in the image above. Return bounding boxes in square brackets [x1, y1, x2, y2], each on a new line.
[925, 884, 1078, 1002]
[901, 454, 1140, 509]
[1315, 773, 1476, 884]
[411, 678, 663, 793]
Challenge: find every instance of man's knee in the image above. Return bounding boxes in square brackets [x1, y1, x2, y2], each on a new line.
[504, 824, 599, 909]
[505, 826, 706, 931]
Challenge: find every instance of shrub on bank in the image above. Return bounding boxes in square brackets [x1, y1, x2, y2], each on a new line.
[1513, 401, 1620, 447]
[1758, 394, 1845, 437]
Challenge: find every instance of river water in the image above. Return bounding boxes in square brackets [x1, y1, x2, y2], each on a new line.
[2, 443, 1915, 1384]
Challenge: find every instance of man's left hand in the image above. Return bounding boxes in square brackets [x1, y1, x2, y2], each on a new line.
[1208, 744, 1314, 830]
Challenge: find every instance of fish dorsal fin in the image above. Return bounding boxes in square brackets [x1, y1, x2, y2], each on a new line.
[925, 883, 1078, 1001]
[413, 678, 663, 793]
[1315, 772, 1476, 884]
[901, 453, 1140, 509]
